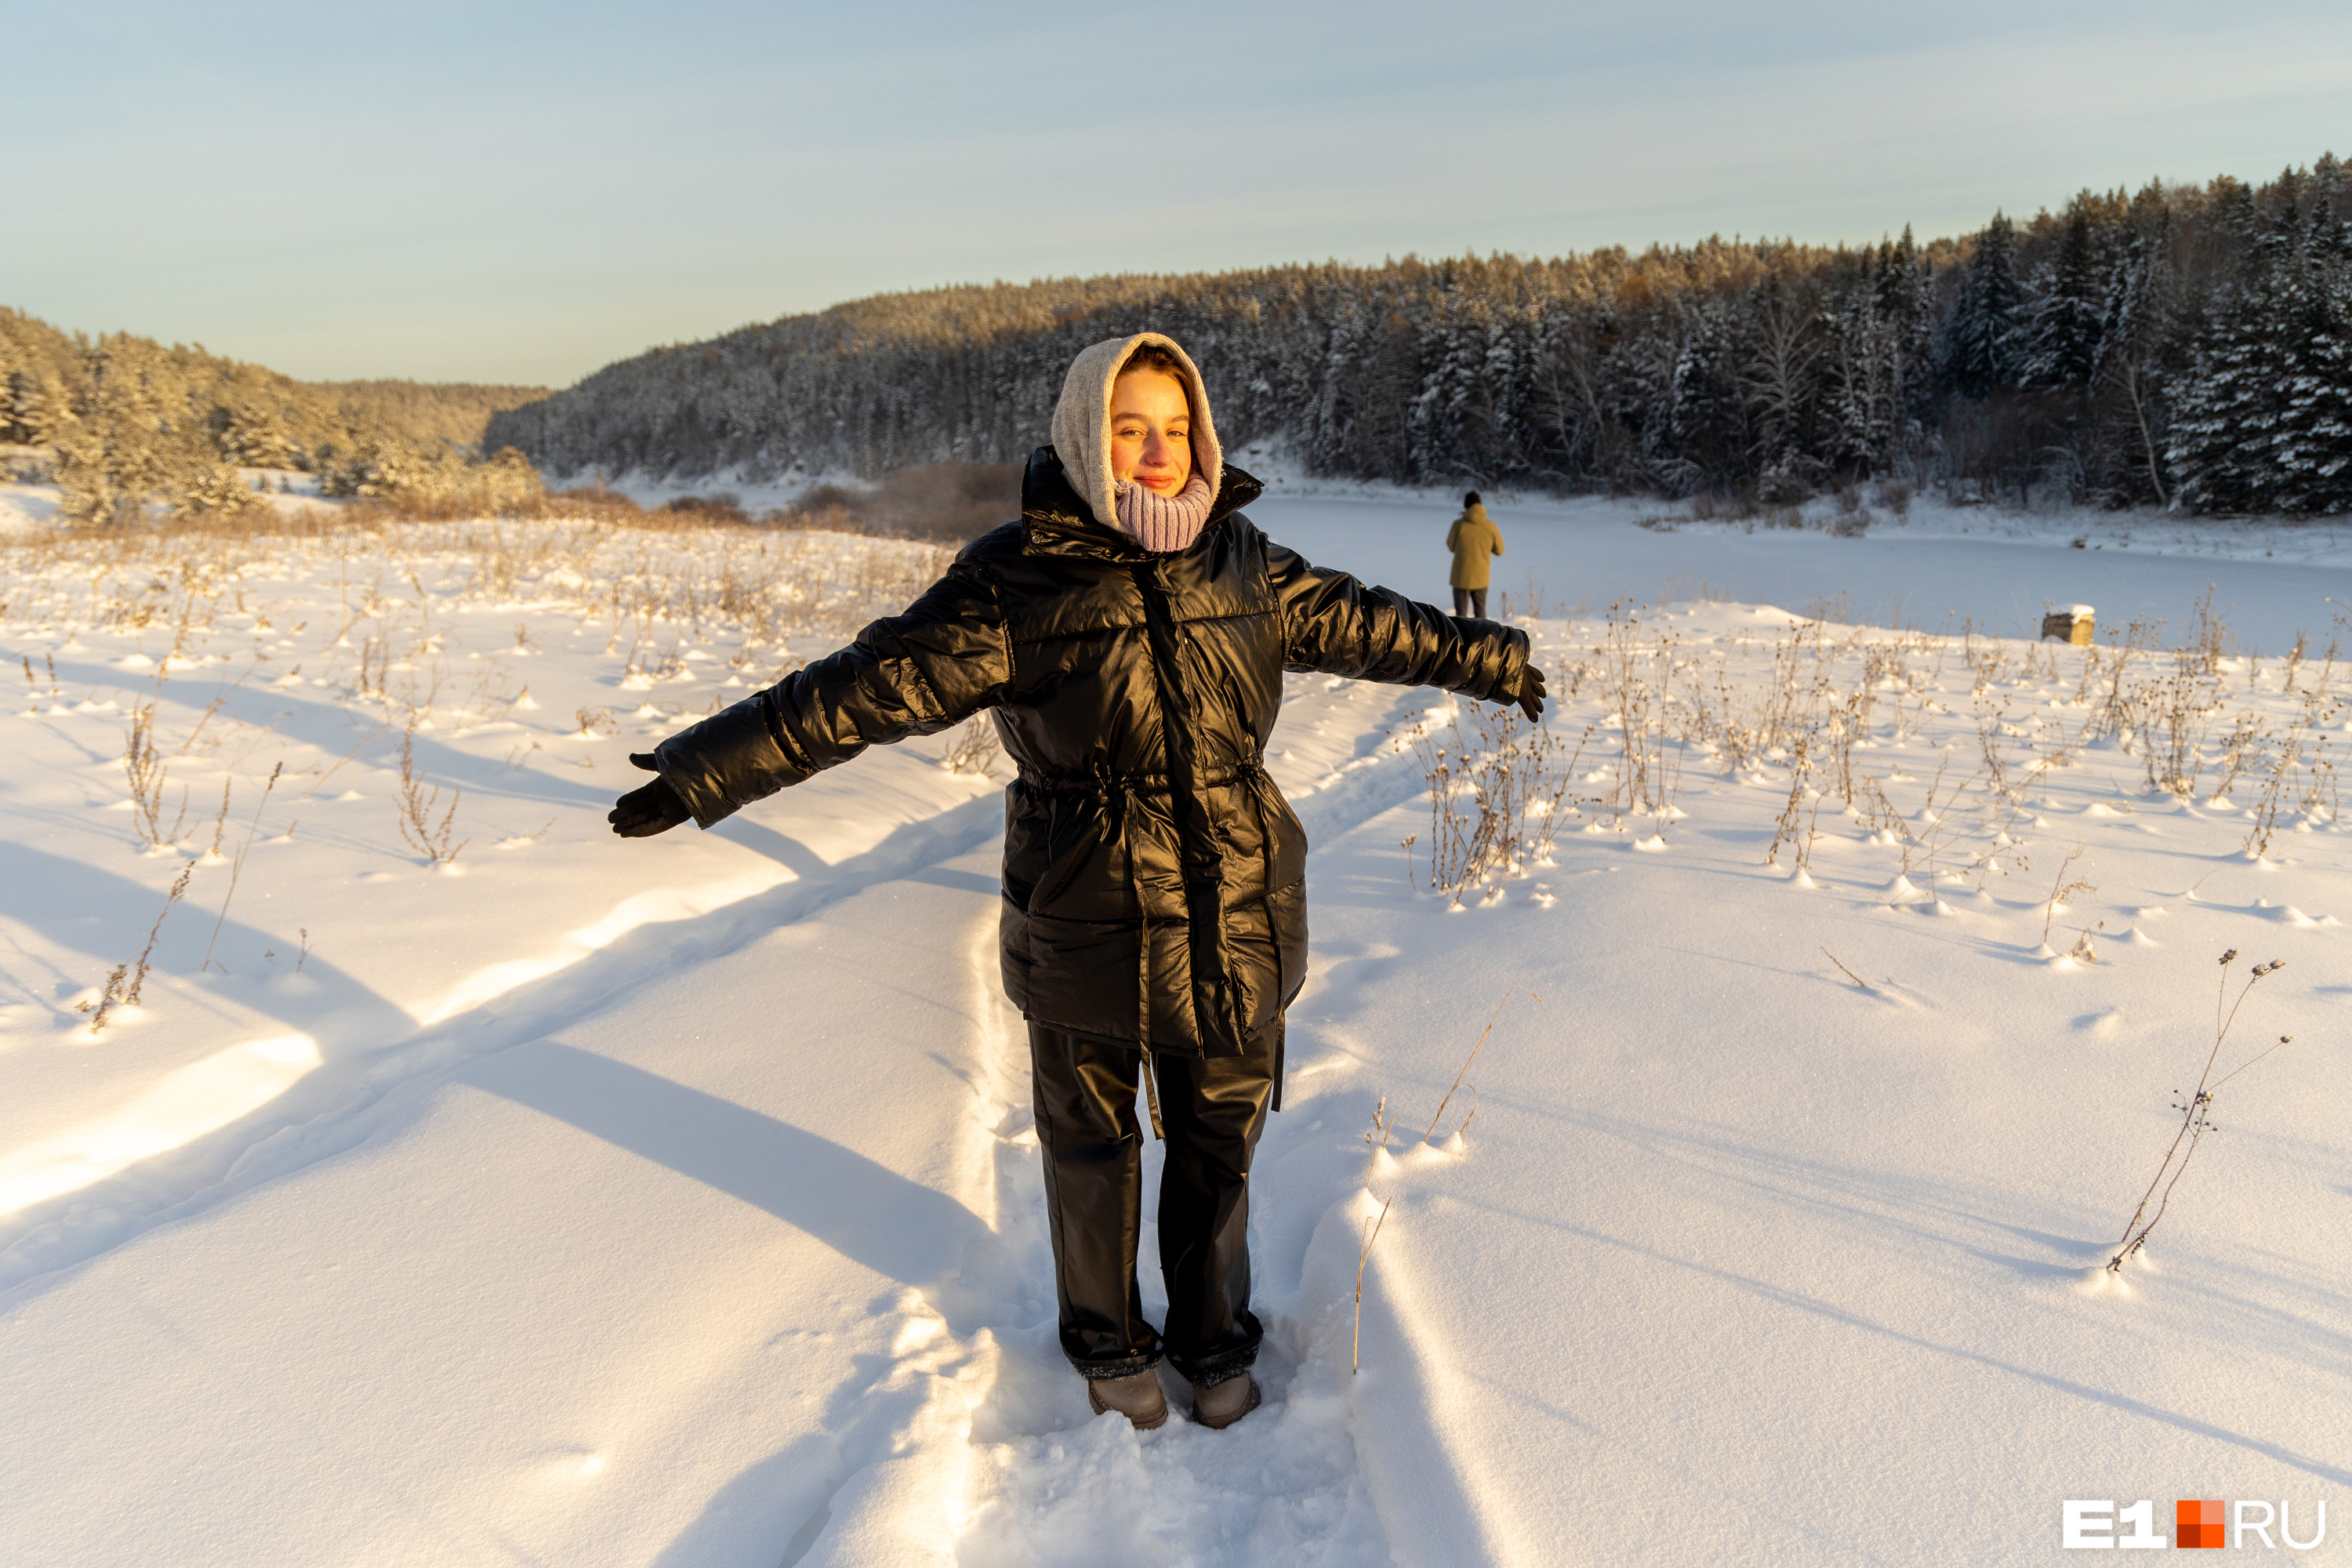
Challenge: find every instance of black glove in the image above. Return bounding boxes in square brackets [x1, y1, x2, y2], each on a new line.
[1512, 663, 1548, 724]
[608, 752, 691, 838]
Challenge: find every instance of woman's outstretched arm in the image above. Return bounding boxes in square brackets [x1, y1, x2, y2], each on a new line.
[616, 558, 1011, 833]
[1265, 536, 1539, 713]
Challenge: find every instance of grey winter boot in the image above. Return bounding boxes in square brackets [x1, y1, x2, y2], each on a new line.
[1086, 1370, 1168, 1430]
[1190, 1372, 1260, 1430]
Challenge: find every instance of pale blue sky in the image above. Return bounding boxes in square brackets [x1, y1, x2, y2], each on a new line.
[9, 1, 2348, 386]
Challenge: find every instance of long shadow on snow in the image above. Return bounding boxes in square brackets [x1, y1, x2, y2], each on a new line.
[0, 837, 421, 1298]
[36, 651, 626, 815]
[1451, 1196, 2352, 1489]
[0, 797, 1006, 1297]
[1446, 1362, 1904, 1566]
[0, 837, 411, 1039]
[470, 1044, 989, 1288]
[1431, 1099, 2352, 1380]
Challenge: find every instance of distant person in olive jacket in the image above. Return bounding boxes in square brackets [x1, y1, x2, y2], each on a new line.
[608, 333, 1544, 1434]
[1446, 491, 1504, 618]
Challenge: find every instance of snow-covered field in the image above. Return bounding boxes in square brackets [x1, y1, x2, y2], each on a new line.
[2, 494, 2347, 1566]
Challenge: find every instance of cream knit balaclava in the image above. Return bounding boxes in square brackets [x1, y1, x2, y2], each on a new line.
[1049, 333, 1224, 553]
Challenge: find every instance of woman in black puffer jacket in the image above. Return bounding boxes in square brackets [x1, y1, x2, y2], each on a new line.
[611, 332, 1543, 1431]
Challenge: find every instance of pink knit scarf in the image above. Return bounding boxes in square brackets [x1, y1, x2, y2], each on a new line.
[1112, 470, 1215, 554]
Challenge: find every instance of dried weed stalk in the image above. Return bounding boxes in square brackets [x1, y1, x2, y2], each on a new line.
[2108, 951, 2294, 1272]
[1765, 736, 1814, 870]
[123, 700, 169, 847]
[1423, 985, 1524, 1142]
[1353, 1196, 1393, 1377]
[943, 713, 1003, 777]
[2038, 848, 2095, 949]
[81, 864, 193, 1034]
[1412, 706, 1585, 902]
[201, 761, 282, 971]
[395, 726, 468, 866]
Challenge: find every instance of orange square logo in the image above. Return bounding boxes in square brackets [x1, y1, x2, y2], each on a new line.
[2176, 1499, 2225, 1548]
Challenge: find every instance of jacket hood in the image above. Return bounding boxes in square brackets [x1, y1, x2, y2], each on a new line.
[1049, 333, 1225, 531]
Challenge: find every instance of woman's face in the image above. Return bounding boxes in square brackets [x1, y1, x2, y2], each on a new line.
[1109, 368, 1192, 495]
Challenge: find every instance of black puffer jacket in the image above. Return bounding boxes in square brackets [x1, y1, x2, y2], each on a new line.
[655, 449, 1529, 1056]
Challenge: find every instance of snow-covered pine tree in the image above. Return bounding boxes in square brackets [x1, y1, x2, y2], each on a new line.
[170, 459, 265, 519]
[1477, 310, 1537, 482]
[319, 432, 450, 499]
[1406, 303, 1487, 482]
[2268, 213, 2352, 513]
[1893, 228, 1939, 429]
[1940, 213, 2029, 398]
[3, 376, 59, 453]
[2168, 290, 2274, 513]
[2171, 206, 2352, 514]
[1307, 296, 1367, 473]
[2020, 208, 2104, 389]
[1664, 302, 1744, 490]
[219, 401, 296, 470]
[56, 336, 175, 525]
[1827, 248, 1907, 474]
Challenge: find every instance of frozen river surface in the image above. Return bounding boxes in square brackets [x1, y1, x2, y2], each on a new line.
[1252, 488, 2352, 646]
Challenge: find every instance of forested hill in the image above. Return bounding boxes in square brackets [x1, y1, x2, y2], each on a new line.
[0, 312, 545, 463]
[307, 379, 554, 456]
[488, 155, 2352, 516]
[0, 307, 550, 520]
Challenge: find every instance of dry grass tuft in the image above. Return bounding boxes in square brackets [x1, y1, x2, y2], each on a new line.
[395, 727, 468, 868]
[79, 864, 192, 1034]
[1409, 706, 1587, 903]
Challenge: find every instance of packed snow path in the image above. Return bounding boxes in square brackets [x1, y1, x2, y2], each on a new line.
[3, 507, 2349, 1564]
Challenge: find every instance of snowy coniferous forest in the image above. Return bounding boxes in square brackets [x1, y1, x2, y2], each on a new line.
[0, 309, 547, 525]
[487, 156, 2352, 517]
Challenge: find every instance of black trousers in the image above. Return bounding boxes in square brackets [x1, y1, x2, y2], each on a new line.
[1452, 586, 1488, 619]
[1028, 1020, 1276, 1386]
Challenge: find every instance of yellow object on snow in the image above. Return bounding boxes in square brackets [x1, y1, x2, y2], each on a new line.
[2040, 605, 2095, 645]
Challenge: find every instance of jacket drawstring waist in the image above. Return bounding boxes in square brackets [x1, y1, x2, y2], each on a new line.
[1016, 763, 1269, 793]
[1035, 751, 1285, 1129]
